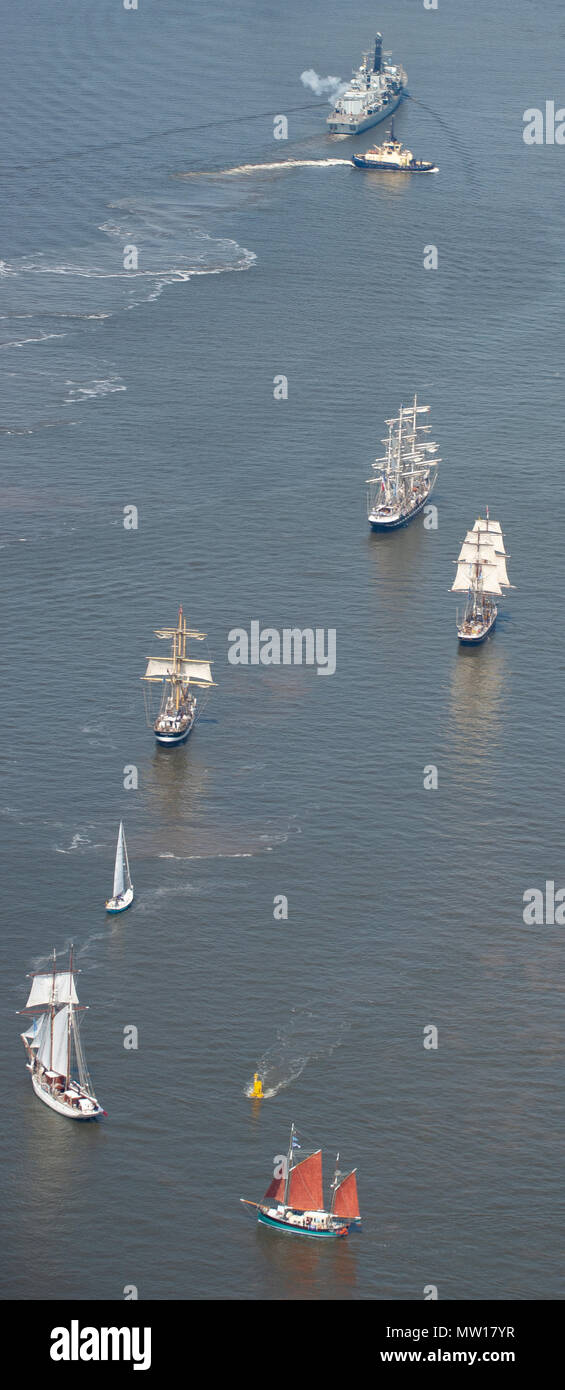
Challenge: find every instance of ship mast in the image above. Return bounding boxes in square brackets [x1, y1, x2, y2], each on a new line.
[49, 948, 56, 1072]
[329, 1153, 340, 1214]
[284, 1123, 296, 1206]
[66, 944, 73, 1088]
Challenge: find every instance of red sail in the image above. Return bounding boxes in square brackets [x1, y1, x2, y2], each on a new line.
[287, 1151, 324, 1211]
[332, 1170, 360, 1220]
[263, 1174, 285, 1202]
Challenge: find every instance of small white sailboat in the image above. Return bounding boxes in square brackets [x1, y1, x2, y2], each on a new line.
[19, 947, 105, 1120]
[105, 821, 134, 913]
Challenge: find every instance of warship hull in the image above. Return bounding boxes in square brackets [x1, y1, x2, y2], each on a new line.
[328, 90, 404, 136]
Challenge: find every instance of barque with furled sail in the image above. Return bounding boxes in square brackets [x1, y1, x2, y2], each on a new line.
[240, 1123, 361, 1239]
[366, 394, 441, 531]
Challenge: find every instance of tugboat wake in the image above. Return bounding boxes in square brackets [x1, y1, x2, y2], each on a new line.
[179, 158, 352, 178]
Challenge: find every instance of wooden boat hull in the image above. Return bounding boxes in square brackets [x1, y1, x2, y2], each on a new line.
[457, 608, 497, 644]
[105, 885, 134, 913]
[257, 1210, 348, 1238]
[31, 1071, 103, 1120]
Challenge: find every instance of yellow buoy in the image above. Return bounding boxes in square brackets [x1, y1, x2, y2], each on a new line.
[252, 1072, 264, 1099]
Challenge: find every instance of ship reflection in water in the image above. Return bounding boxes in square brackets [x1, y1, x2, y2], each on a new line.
[366, 516, 427, 619]
[446, 643, 508, 769]
[258, 1226, 358, 1298]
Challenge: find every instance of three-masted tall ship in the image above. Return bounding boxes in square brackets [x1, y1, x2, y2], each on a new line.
[241, 1123, 361, 1239]
[451, 513, 512, 643]
[19, 947, 104, 1120]
[141, 605, 216, 746]
[366, 395, 441, 531]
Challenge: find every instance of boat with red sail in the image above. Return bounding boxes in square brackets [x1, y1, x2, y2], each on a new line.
[241, 1123, 361, 1239]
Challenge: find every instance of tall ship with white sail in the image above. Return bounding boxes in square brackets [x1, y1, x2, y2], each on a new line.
[366, 395, 441, 531]
[240, 1123, 361, 1239]
[105, 821, 133, 913]
[327, 35, 407, 135]
[19, 948, 105, 1120]
[451, 513, 512, 644]
[141, 604, 216, 746]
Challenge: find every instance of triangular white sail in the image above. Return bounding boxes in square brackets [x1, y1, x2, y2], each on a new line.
[113, 822, 126, 899]
[33, 1006, 71, 1075]
[51, 1006, 70, 1076]
[21, 1014, 47, 1048]
[26, 972, 79, 1009]
[36, 1015, 52, 1069]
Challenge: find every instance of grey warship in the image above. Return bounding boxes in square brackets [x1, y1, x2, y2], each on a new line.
[327, 35, 407, 136]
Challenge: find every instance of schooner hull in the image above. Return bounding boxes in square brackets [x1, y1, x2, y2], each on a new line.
[31, 1072, 103, 1120]
[257, 1210, 348, 1239]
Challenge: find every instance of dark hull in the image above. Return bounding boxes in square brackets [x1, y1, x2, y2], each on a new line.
[457, 610, 497, 645]
[352, 155, 436, 172]
[369, 492, 429, 532]
[154, 718, 194, 746]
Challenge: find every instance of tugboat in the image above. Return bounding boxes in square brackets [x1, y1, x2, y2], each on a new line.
[19, 947, 105, 1120]
[240, 1123, 361, 1239]
[451, 513, 513, 644]
[141, 605, 216, 747]
[352, 120, 437, 172]
[367, 395, 441, 531]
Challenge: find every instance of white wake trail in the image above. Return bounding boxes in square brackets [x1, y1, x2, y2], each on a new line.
[182, 158, 351, 178]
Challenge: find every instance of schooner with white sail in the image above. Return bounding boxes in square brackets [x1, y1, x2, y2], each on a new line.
[141, 604, 216, 746]
[367, 394, 441, 530]
[19, 947, 105, 1120]
[451, 512, 513, 643]
[105, 821, 133, 913]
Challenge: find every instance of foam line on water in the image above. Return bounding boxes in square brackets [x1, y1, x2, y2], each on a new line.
[180, 158, 352, 178]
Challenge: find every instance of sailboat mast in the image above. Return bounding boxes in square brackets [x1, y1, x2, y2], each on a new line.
[66, 944, 74, 1088]
[284, 1123, 295, 1205]
[329, 1153, 340, 1214]
[49, 948, 56, 1071]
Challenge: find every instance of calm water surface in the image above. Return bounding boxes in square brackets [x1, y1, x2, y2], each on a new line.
[1, 0, 564, 1300]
